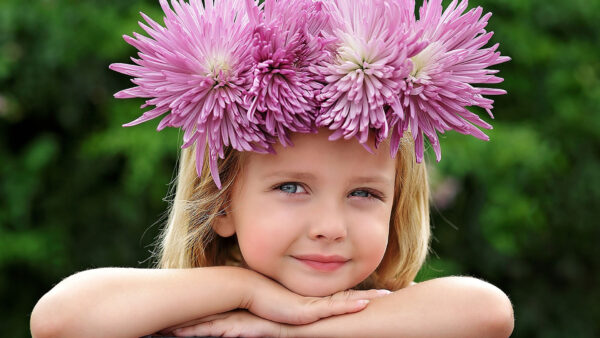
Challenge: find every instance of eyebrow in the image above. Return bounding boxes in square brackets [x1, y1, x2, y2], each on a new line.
[263, 171, 393, 186]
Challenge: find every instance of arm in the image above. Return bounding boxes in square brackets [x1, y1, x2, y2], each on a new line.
[30, 267, 256, 338]
[173, 276, 513, 338]
[30, 266, 383, 338]
[291, 276, 514, 338]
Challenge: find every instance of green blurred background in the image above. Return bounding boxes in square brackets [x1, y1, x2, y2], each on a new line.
[1, 0, 598, 336]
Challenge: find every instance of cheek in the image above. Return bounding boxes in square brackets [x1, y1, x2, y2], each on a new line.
[233, 202, 301, 267]
[237, 231, 273, 268]
[352, 208, 391, 264]
[363, 224, 389, 260]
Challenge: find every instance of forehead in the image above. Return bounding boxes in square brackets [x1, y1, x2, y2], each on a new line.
[242, 130, 396, 184]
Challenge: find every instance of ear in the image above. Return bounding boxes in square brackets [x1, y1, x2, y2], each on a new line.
[212, 212, 236, 237]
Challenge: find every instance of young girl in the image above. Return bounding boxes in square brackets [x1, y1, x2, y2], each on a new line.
[31, 0, 514, 337]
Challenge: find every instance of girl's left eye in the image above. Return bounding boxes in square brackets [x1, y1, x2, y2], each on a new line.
[349, 189, 383, 200]
[276, 182, 306, 194]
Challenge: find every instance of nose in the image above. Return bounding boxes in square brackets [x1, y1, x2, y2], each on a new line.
[308, 201, 347, 242]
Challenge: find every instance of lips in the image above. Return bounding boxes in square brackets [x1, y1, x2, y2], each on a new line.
[293, 254, 349, 272]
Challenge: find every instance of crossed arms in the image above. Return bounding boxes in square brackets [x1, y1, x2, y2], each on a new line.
[30, 266, 514, 338]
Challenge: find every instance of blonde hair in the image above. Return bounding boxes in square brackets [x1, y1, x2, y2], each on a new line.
[155, 133, 430, 290]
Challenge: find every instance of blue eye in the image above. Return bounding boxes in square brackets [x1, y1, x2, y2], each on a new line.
[277, 183, 306, 194]
[349, 189, 383, 200]
[350, 190, 370, 198]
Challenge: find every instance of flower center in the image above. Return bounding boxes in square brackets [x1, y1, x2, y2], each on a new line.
[207, 54, 231, 77]
[410, 41, 441, 79]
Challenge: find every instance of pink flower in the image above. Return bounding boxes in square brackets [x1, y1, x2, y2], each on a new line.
[246, 0, 335, 146]
[110, 0, 511, 188]
[109, 0, 271, 188]
[313, 0, 426, 149]
[390, 0, 510, 162]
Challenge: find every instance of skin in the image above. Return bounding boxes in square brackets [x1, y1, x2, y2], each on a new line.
[173, 276, 515, 338]
[30, 266, 388, 338]
[214, 129, 396, 296]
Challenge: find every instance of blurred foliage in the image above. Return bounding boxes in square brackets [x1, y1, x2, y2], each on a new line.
[1, 0, 598, 336]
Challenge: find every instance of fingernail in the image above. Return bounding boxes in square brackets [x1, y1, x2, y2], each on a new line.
[357, 299, 370, 306]
[376, 289, 392, 295]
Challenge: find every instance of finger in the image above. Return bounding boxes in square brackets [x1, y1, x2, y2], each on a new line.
[330, 288, 392, 302]
[297, 289, 393, 322]
[189, 312, 233, 323]
[273, 289, 393, 325]
[291, 297, 369, 324]
[169, 312, 233, 333]
[318, 296, 371, 316]
[173, 321, 221, 337]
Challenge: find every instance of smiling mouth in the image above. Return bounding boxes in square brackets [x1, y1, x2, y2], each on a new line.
[293, 254, 350, 272]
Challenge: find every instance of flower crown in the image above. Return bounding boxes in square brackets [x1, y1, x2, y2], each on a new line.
[110, 0, 509, 188]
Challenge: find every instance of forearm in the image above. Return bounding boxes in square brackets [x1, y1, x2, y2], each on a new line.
[289, 276, 514, 338]
[30, 266, 255, 338]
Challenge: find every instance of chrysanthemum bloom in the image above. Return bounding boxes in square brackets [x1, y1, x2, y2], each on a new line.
[246, 0, 334, 146]
[109, 0, 271, 188]
[313, 0, 426, 149]
[390, 0, 510, 162]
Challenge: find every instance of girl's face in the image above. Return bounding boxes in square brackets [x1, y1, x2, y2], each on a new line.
[214, 130, 396, 296]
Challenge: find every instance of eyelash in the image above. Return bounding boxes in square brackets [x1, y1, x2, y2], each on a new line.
[272, 182, 384, 201]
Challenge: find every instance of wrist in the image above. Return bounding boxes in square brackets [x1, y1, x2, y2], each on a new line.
[283, 322, 314, 338]
[282, 323, 300, 338]
[217, 266, 262, 310]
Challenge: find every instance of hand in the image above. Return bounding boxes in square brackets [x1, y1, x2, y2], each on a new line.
[172, 310, 287, 338]
[243, 272, 391, 325]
